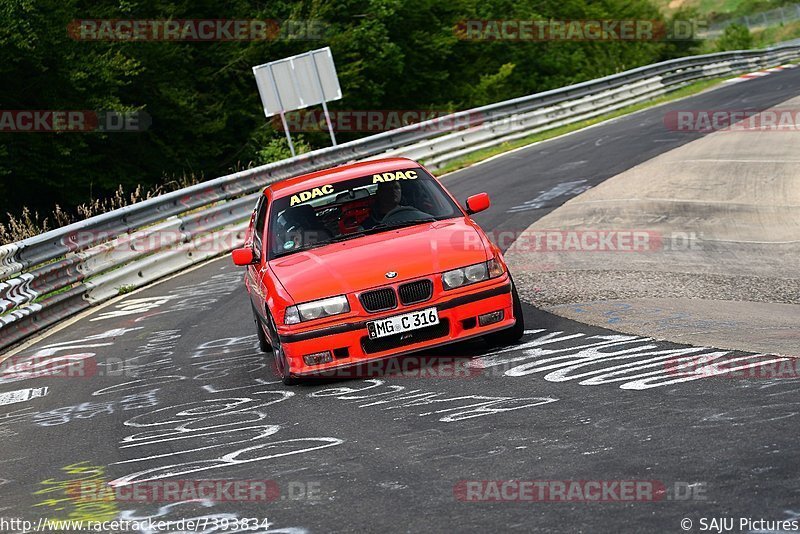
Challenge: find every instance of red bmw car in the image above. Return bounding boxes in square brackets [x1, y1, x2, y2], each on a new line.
[232, 157, 524, 384]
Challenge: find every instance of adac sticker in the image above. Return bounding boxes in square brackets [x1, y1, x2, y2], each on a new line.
[372, 169, 418, 183]
[289, 184, 334, 206]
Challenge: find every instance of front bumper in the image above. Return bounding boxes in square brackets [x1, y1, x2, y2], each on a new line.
[276, 277, 515, 377]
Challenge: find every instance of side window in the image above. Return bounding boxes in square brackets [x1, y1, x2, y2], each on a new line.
[253, 198, 267, 258]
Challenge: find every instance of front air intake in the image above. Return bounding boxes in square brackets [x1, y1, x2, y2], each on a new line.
[398, 279, 433, 305]
[359, 288, 397, 312]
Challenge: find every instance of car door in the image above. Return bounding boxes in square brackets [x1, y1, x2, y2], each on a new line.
[246, 196, 269, 317]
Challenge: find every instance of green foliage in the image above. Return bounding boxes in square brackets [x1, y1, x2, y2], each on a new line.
[716, 22, 753, 50]
[752, 18, 800, 47]
[255, 134, 312, 163]
[0, 0, 714, 220]
[470, 63, 516, 106]
[117, 284, 137, 295]
[659, 7, 705, 59]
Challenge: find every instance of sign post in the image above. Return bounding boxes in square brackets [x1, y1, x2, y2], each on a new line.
[252, 47, 343, 154]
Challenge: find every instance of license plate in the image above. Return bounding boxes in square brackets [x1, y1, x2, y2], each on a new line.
[367, 307, 439, 339]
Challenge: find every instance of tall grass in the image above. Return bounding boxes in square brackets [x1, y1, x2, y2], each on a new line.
[0, 174, 201, 245]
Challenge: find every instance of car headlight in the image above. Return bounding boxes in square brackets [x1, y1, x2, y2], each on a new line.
[442, 259, 504, 290]
[284, 295, 350, 324]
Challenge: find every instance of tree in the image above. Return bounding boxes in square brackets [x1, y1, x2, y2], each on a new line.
[0, 0, 703, 221]
[716, 23, 753, 51]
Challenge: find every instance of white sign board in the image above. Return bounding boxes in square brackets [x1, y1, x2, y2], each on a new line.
[252, 47, 342, 117]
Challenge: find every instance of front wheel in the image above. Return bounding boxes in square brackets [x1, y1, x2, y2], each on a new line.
[267, 314, 299, 386]
[484, 281, 525, 347]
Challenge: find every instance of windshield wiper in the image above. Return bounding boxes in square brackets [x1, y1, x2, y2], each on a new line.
[383, 217, 437, 230]
[273, 240, 331, 258]
[323, 226, 387, 243]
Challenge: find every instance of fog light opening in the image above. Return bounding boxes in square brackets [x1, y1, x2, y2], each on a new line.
[478, 310, 504, 327]
[303, 351, 333, 366]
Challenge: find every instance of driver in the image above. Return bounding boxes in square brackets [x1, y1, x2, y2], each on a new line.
[362, 181, 430, 229]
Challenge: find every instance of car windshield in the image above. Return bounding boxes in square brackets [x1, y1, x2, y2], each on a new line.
[267, 167, 461, 259]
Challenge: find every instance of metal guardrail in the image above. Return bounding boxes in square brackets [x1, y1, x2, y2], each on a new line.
[2, 42, 799, 351]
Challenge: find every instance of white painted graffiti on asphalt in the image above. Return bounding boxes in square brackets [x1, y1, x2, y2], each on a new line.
[190, 335, 267, 380]
[308, 379, 558, 422]
[109, 394, 343, 487]
[91, 296, 177, 322]
[91, 334, 266, 393]
[129, 272, 243, 322]
[101, 330, 184, 379]
[32, 389, 160, 426]
[92, 272, 242, 323]
[93, 376, 188, 396]
[472, 329, 793, 390]
[507, 179, 592, 213]
[119, 499, 307, 534]
[0, 327, 143, 386]
[0, 407, 37, 438]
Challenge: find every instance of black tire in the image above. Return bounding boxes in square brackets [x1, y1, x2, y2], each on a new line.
[252, 305, 271, 353]
[266, 313, 299, 386]
[484, 281, 525, 347]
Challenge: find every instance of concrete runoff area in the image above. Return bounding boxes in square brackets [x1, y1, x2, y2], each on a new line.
[505, 95, 800, 356]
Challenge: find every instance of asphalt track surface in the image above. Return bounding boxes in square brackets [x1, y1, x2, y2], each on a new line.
[1, 70, 799, 534]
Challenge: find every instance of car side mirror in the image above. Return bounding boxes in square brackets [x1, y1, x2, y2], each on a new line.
[465, 192, 490, 215]
[232, 247, 258, 266]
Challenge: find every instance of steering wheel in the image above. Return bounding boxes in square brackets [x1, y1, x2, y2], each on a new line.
[381, 206, 419, 223]
[381, 206, 430, 224]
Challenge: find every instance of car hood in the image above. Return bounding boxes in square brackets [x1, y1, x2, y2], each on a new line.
[269, 219, 490, 303]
